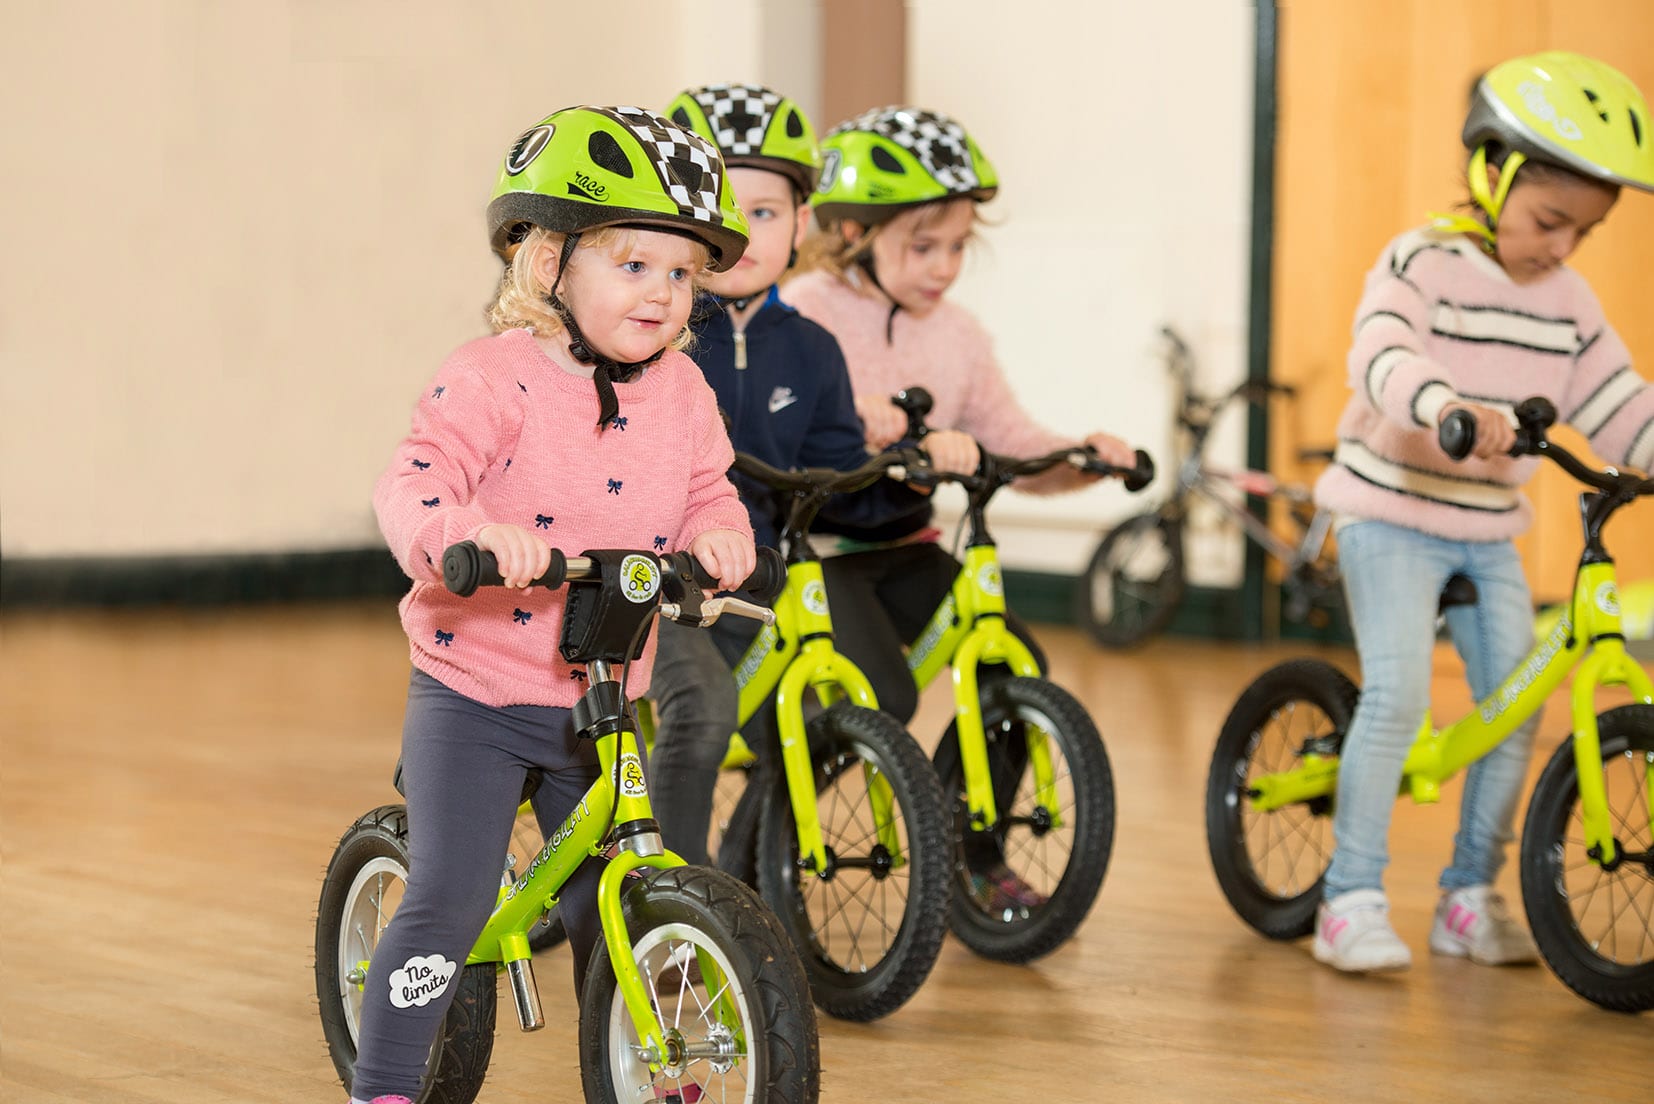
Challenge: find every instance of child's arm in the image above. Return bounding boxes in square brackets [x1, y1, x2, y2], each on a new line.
[1345, 245, 1464, 431]
[1559, 292, 1654, 472]
[372, 359, 514, 584]
[674, 376, 756, 584]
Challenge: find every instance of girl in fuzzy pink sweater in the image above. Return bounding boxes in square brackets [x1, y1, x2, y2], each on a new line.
[349, 107, 754, 1104]
[784, 106, 1140, 915]
[1308, 54, 1654, 977]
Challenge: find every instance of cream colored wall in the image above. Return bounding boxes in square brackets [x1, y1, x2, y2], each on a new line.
[905, 0, 1256, 576]
[0, 0, 818, 557]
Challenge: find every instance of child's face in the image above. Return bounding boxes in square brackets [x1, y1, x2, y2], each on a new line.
[703, 167, 807, 301]
[861, 198, 975, 317]
[1490, 168, 1618, 284]
[558, 230, 701, 362]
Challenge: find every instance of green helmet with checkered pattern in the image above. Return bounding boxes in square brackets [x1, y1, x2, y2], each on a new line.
[486, 105, 749, 271]
[667, 84, 823, 200]
[812, 106, 998, 227]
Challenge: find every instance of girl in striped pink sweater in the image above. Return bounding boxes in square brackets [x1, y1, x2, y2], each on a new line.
[349, 107, 754, 1104]
[1311, 54, 1654, 975]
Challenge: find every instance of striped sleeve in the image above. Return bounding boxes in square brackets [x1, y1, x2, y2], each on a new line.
[1348, 244, 1459, 429]
[1561, 303, 1654, 472]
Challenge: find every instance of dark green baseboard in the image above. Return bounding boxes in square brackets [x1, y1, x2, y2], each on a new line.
[0, 548, 408, 607]
[1, 553, 1345, 645]
[1004, 568, 1352, 645]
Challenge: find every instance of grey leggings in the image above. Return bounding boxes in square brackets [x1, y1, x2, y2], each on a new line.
[349, 670, 602, 1101]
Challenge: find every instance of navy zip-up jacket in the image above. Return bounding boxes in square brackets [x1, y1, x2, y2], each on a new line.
[690, 288, 928, 550]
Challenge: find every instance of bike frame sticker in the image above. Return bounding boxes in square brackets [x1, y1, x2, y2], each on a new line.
[802, 579, 829, 616]
[976, 562, 1002, 597]
[620, 555, 661, 603]
[389, 953, 456, 1008]
[1595, 581, 1620, 618]
[619, 752, 648, 797]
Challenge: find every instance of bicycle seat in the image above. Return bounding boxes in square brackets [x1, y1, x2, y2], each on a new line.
[1438, 574, 1478, 613]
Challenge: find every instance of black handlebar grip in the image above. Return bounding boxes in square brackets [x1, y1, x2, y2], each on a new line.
[687, 545, 788, 605]
[892, 386, 934, 439]
[1439, 409, 1477, 462]
[442, 541, 567, 596]
[1123, 449, 1156, 493]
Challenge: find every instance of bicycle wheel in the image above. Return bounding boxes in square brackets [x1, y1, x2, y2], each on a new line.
[1204, 660, 1357, 939]
[931, 677, 1115, 962]
[1520, 705, 1654, 1012]
[508, 804, 569, 952]
[315, 804, 497, 1104]
[1077, 511, 1185, 648]
[754, 702, 950, 1021]
[580, 864, 819, 1104]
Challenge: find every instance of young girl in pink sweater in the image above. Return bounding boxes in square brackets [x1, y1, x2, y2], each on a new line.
[1310, 53, 1654, 975]
[783, 106, 1139, 912]
[350, 106, 754, 1104]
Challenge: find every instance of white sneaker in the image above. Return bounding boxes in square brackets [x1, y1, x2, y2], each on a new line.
[1312, 889, 1412, 973]
[1429, 885, 1538, 965]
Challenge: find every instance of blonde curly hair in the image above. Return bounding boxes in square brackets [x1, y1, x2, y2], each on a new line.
[487, 225, 709, 352]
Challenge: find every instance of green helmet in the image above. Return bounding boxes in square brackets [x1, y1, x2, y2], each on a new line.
[666, 84, 822, 199]
[486, 105, 749, 271]
[811, 106, 998, 227]
[1464, 51, 1654, 193]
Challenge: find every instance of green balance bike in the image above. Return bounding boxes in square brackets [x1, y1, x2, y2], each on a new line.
[315, 544, 820, 1102]
[889, 386, 1155, 961]
[713, 445, 954, 1022]
[1205, 397, 1654, 1012]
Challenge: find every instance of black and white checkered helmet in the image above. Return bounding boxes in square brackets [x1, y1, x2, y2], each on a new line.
[486, 105, 749, 271]
[813, 105, 998, 226]
[667, 83, 822, 198]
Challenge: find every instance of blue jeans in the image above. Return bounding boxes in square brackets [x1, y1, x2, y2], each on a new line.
[1323, 520, 1540, 898]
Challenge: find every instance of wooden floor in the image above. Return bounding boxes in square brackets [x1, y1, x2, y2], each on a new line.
[2, 603, 1648, 1103]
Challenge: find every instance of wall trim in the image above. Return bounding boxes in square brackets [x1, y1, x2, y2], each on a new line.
[0, 549, 408, 607]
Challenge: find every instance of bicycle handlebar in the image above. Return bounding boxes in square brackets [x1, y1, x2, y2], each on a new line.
[441, 542, 788, 605]
[1439, 396, 1654, 496]
[887, 386, 1154, 492]
[730, 445, 933, 496]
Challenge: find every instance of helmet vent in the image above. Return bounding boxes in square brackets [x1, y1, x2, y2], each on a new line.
[1583, 87, 1610, 122]
[667, 155, 705, 192]
[671, 106, 694, 130]
[870, 146, 905, 174]
[588, 131, 635, 178]
[1631, 108, 1644, 147]
[784, 108, 804, 138]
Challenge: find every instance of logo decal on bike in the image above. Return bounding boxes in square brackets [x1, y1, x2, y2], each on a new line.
[389, 953, 456, 1009]
[619, 752, 647, 797]
[1479, 616, 1571, 724]
[732, 623, 778, 689]
[977, 563, 1002, 597]
[908, 595, 955, 671]
[1595, 582, 1620, 618]
[620, 555, 660, 603]
[802, 579, 829, 616]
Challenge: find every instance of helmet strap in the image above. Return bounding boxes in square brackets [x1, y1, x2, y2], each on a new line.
[545, 230, 666, 430]
[852, 256, 902, 344]
[1429, 144, 1524, 255]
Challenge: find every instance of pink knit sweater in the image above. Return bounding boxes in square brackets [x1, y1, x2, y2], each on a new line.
[373, 329, 752, 708]
[782, 271, 1090, 494]
[1316, 227, 1654, 541]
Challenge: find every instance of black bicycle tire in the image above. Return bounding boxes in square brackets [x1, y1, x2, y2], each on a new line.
[315, 804, 497, 1104]
[1204, 660, 1357, 939]
[1077, 511, 1186, 649]
[753, 702, 951, 1021]
[1520, 705, 1654, 1013]
[932, 677, 1115, 962]
[579, 865, 820, 1104]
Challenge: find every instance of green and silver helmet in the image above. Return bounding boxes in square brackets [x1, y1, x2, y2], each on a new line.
[486, 105, 749, 271]
[1464, 51, 1654, 193]
[667, 83, 822, 199]
[812, 106, 998, 227]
